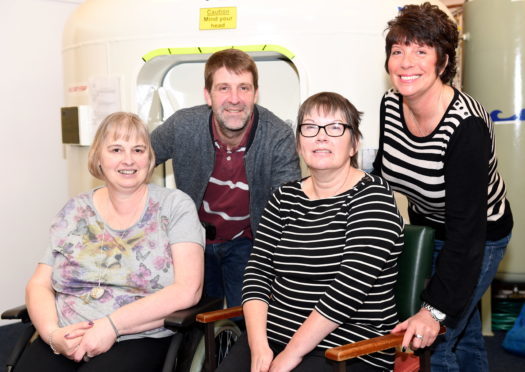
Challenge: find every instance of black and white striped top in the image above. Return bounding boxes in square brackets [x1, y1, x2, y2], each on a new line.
[376, 88, 509, 227]
[242, 174, 404, 370]
[374, 88, 513, 318]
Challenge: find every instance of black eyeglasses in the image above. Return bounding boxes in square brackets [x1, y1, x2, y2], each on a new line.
[299, 123, 352, 137]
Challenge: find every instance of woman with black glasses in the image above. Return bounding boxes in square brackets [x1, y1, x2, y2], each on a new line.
[217, 92, 404, 372]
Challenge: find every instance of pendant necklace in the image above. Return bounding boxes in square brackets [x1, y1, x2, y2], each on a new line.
[406, 86, 445, 137]
[90, 186, 146, 300]
[90, 225, 126, 300]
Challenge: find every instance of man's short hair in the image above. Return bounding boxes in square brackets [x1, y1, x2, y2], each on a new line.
[204, 49, 259, 91]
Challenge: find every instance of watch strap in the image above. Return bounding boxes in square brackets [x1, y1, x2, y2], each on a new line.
[422, 301, 446, 323]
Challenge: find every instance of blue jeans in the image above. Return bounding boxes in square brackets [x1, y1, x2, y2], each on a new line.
[204, 237, 253, 307]
[430, 234, 511, 372]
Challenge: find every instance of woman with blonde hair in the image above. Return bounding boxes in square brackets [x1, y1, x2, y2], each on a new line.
[16, 112, 205, 371]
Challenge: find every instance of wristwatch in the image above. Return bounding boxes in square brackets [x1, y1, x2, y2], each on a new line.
[422, 302, 446, 323]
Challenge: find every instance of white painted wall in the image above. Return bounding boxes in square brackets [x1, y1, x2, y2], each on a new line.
[0, 0, 82, 324]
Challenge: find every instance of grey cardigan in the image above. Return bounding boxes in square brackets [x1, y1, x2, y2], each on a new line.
[151, 104, 301, 232]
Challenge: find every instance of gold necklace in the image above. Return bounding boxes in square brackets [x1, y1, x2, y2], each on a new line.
[407, 109, 427, 136]
[406, 86, 445, 137]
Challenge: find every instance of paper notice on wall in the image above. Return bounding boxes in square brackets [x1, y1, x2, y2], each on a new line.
[88, 76, 122, 128]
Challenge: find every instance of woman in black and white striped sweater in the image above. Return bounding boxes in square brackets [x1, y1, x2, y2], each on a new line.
[217, 92, 404, 372]
[373, 4, 513, 372]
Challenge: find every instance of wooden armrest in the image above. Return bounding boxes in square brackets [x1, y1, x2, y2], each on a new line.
[325, 326, 446, 361]
[197, 305, 243, 372]
[1, 305, 30, 322]
[196, 305, 243, 323]
[164, 297, 223, 328]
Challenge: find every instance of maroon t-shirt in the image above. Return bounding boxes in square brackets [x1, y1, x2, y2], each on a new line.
[198, 116, 254, 244]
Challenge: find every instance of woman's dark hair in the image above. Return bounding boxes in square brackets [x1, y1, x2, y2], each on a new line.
[384, 2, 459, 84]
[296, 92, 362, 168]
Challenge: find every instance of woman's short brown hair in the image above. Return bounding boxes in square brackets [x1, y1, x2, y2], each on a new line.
[384, 2, 459, 84]
[297, 92, 362, 168]
[88, 112, 155, 182]
[204, 48, 259, 91]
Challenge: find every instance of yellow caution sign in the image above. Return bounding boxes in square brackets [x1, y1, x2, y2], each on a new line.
[200, 7, 237, 30]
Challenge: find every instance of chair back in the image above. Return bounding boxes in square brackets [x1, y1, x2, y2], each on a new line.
[395, 224, 435, 321]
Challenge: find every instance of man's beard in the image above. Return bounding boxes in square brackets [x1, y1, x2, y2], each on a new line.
[215, 106, 252, 133]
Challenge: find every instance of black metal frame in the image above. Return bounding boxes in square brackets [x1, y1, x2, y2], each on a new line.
[2, 297, 223, 372]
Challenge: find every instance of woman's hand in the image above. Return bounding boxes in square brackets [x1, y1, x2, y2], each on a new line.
[269, 349, 302, 372]
[49, 321, 94, 359]
[26, 264, 96, 360]
[244, 300, 273, 372]
[72, 317, 117, 362]
[391, 307, 441, 351]
[250, 344, 274, 372]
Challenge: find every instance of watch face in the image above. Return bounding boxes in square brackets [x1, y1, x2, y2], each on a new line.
[433, 309, 446, 321]
[424, 302, 446, 321]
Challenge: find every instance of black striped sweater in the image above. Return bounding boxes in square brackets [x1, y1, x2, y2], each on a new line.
[242, 174, 404, 370]
[374, 88, 513, 321]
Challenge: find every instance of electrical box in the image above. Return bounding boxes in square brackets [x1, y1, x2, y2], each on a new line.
[61, 106, 93, 146]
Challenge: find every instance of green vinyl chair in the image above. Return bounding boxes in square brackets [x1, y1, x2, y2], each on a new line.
[325, 224, 443, 372]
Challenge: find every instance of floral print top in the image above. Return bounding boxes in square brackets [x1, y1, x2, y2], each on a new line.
[40, 184, 204, 340]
